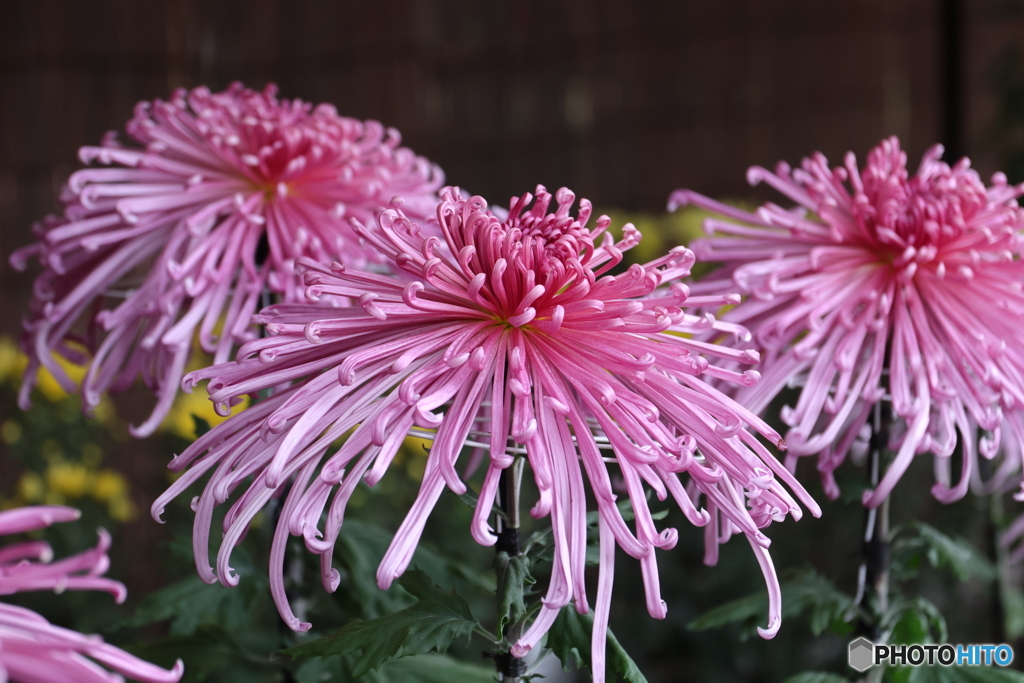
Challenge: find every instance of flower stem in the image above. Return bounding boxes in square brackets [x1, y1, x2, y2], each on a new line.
[494, 458, 526, 683]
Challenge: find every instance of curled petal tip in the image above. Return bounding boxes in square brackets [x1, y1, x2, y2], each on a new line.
[757, 616, 781, 639]
[667, 189, 691, 212]
[287, 617, 312, 632]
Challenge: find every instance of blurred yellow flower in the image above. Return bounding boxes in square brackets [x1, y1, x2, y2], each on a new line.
[91, 470, 128, 503]
[45, 461, 94, 499]
[161, 385, 250, 440]
[34, 349, 89, 403]
[80, 443, 103, 468]
[17, 472, 45, 503]
[604, 202, 754, 269]
[107, 495, 135, 522]
[1, 420, 21, 445]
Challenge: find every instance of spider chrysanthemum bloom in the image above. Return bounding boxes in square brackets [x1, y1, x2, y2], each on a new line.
[11, 82, 443, 436]
[155, 185, 818, 674]
[0, 505, 183, 683]
[669, 136, 1024, 507]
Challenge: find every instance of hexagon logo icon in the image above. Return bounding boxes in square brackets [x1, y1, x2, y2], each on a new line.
[848, 637, 875, 672]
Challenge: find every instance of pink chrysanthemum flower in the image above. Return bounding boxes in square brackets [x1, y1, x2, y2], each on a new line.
[11, 82, 443, 436]
[0, 505, 183, 683]
[154, 185, 818, 675]
[669, 136, 1024, 508]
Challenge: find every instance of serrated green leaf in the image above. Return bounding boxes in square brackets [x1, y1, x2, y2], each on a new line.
[892, 523, 994, 583]
[907, 665, 1024, 683]
[127, 627, 280, 683]
[120, 575, 253, 637]
[688, 567, 854, 638]
[547, 605, 647, 683]
[295, 653, 495, 683]
[526, 498, 638, 570]
[335, 519, 493, 619]
[495, 551, 534, 637]
[781, 673, 850, 683]
[887, 597, 947, 644]
[1004, 583, 1024, 640]
[363, 654, 497, 683]
[686, 590, 768, 632]
[279, 570, 479, 677]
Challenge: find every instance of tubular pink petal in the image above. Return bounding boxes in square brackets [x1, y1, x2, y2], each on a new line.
[12, 83, 443, 428]
[673, 135, 1024, 517]
[155, 185, 809, 639]
[0, 507, 183, 681]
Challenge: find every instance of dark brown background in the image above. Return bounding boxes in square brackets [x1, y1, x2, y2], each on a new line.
[4, 0, 1023, 333]
[2, 3, 1024, 678]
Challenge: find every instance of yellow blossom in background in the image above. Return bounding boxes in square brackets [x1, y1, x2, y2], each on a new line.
[603, 201, 756, 270]
[0, 336, 119, 426]
[17, 472, 45, 503]
[92, 470, 135, 521]
[1, 420, 21, 445]
[91, 469, 128, 502]
[45, 460, 94, 499]
[162, 385, 250, 440]
[34, 347, 88, 403]
[11, 460, 136, 522]
[106, 495, 135, 522]
[81, 443, 103, 468]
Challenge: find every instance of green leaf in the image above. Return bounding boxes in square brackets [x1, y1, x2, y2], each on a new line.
[120, 575, 255, 637]
[127, 627, 281, 683]
[1004, 583, 1024, 640]
[781, 673, 850, 683]
[546, 605, 647, 683]
[279, 570, 480, 677]
[686, 590, 768, 633]
[363, 654, 497, 683]
[294, 653, 495, 683]
[688, 567, 854, 638]
[494, 551, 534, 637]
[891, 523, 994, 582]
[907, 666, 1024, 683]
[887, 597, 947, 645]
[192, 414, 212, 438]
[456, 490, 480, 509]
[334, 519, 492, 619]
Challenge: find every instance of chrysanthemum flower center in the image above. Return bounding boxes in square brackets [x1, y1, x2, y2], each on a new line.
[856, 170, 984, 272]
[802, 143, 1021, 283]
[190, 90, 335, 184]
[437, 187, 618, 328]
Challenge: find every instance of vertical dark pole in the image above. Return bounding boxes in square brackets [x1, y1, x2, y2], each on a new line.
[856, 400, 891, 645]
[941, 0, 964, 161]
[494, 460, 525, 683]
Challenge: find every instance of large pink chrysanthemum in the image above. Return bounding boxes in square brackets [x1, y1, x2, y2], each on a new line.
[11, 82, 443, 436]
[669, 136, 1024, 508]
[154, 185, 818, 675]
[0, 505, 183, 683]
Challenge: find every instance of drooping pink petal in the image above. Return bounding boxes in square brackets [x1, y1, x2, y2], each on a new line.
[156, 185, 818, 647]
[0, 506, 183, 682]
[12, 82, 444, 436]
[671, 136, 1024, 508]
